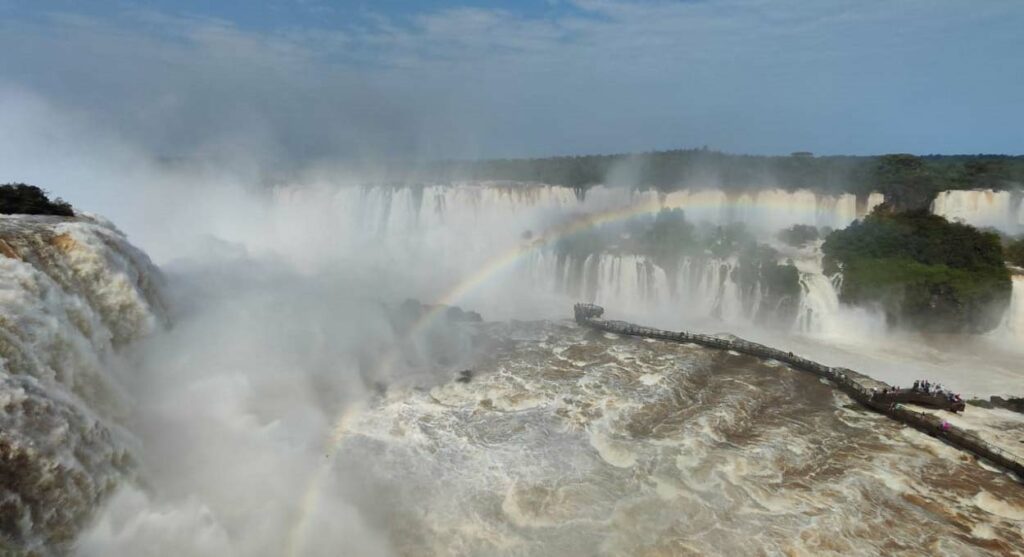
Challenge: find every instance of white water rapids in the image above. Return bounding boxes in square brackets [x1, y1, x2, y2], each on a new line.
[0, 215, 165, 553]
[2, 184, 1023, 556]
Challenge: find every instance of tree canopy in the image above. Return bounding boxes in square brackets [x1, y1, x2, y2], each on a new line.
[822, 208, 1011, 332]
[0, 184, 74, 216]
[391, 150, 1024, 210]
[1005, 237, 1024, 268]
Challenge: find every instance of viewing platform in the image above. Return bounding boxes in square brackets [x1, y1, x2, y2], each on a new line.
[573, 303, 1024, 481]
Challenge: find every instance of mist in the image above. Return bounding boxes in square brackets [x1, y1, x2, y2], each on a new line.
[0, 88, 485, 555]
[74, 257, 401, 556]
[2, 2, 1023, 555]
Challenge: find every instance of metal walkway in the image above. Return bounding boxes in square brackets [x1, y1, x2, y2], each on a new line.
[573, 303, 1024, 481]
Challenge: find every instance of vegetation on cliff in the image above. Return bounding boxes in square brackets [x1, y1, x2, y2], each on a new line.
[777, 224, 822, 248]
[823, 208, 1011, 332]
[401, 151, 1024, 210]
[1004, 236, 1024, 268]
[0, 184, 74, 216]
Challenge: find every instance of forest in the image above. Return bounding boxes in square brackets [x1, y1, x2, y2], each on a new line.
[401, 150, 1024, 210]
[822, 208, 1011, 333]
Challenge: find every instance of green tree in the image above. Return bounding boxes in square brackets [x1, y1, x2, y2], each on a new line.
[872, 154, 943, 211]
[777, 224, 820, 247]
[960, 159, 1011, 189]
[0, 183, 74, 216]
[823, 209, 1011, 333]
[1005, 236, 1024, 267]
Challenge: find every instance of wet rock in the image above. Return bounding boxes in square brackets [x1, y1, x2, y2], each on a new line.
[391, 299, 483, 332]
[445, 306, 483, 323]
[989, 396, 1024, 414]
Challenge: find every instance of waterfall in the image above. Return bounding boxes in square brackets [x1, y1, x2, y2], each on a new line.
[274, 183, 883, 240]
[0, 215, 165, 552]
[588, 254, 671, 316]
[796, 271, 842, 333]
[660, 189, 882, 231]
[931, 189, 1024, 234]
[268, 183, 880, 328]
[533, 252, 844, 330]
[997, 275, 1024, 342]
[673, 256, 750, 322]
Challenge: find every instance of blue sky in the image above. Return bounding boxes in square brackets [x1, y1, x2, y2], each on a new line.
[0, 1, 576, 29]
[1, 0, 1022, 163]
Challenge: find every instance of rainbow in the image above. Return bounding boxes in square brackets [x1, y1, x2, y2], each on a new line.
[283, 188, 880, 554]
[397, 187, 877, 341]
[283, 197, 674, 555]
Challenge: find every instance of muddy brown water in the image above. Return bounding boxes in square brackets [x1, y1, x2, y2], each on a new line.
[334, 321, 1024, 556]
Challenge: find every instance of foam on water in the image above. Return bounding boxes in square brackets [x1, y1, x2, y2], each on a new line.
[6, 182, 1023, 554]
[973, 491, 1024, 521]
[327, 321, 1024, 556]
[0, 215, 165, 552]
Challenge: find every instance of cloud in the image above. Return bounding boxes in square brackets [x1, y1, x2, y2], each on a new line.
[0, 0, 1021, 166]
[0, 11, 423, 168]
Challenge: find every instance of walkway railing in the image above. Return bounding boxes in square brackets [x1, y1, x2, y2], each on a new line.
[573, 303, 1024, 481]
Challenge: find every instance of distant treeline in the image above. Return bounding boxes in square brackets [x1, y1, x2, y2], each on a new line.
[406, 150, 1024, 210]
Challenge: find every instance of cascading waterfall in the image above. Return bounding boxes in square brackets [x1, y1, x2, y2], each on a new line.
[998, 274, 1024, 342]
[272, 183, 881, 253]
[532, 250, 847, 331]
[588, 254, 671, 317]
[795, 271, 842, 333]
[659, 189, 884, 231]
[0, 215, 165, 553]
[670, 256, 752, 323]
[8, 184, 1021, 556]
[932, 189, 1024, 234]
[272, 183, 880, 330]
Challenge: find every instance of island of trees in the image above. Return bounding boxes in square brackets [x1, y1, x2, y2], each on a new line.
[823, 207, 1011, 333]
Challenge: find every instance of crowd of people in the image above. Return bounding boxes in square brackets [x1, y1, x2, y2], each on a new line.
[869, 380, 964, 406]
[913, 379, 963, 404]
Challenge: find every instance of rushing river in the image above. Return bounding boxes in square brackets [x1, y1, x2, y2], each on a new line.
[4, 184, 1024, 555]
[330, 320, 1024, 556]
